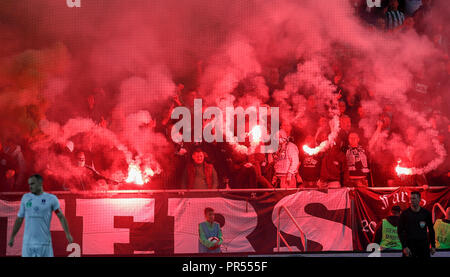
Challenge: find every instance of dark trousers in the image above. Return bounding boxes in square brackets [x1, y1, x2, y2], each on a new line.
[403, 240, 430, 258]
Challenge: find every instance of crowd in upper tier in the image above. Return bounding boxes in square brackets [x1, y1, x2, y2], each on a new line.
[0, 0, 449, 192]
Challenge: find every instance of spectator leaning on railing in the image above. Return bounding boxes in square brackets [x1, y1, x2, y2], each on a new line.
[181, 147, 219, 189]
[319, 144, 350, 188]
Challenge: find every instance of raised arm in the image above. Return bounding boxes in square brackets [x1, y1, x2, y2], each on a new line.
[368, 121, 383, 152]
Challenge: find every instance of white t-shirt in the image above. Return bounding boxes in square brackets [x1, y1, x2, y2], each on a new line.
[18, 192, 60, 246]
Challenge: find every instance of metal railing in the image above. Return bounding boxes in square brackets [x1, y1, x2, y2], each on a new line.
[276, 205, 307, 252]
[0, 185, 446, 196]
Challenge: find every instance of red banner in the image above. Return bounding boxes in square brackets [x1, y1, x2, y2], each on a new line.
[0, 188, 448, 256]
[351, 187, 450, 251]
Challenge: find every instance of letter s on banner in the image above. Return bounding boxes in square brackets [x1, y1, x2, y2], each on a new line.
[272, 189, 353, 251]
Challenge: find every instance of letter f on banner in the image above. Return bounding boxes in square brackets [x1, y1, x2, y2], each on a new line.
[366, 0, 381, 8]
[67, 0, 81, 8]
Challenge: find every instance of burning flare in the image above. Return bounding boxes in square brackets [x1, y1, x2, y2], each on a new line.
[395, 160, 413, 176]
[125, 163, 145, 185]
[125, 162, 157, 185]
[302, 141, 327, 156]
[249, 125, 262, 143]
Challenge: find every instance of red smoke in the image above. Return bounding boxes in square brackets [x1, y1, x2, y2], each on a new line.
[0, 0, 449, 188]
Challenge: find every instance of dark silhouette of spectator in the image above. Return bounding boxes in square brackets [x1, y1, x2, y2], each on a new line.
[0, 141, 19, 192]
[319, 144, 350, 188]
[67, 151, 107, 191]
[297, 135, 323, 188]
[336, 114, 353, 150]
[0, 140, 26, 192]
[400, 0, 423, 16]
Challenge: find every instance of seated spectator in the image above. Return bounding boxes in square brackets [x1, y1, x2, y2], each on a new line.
[271, 129, 299, 188]
[181, 147, 219, 189]
[319, 144, 350, 188]
[346, 132, 371, 187]
[297, 135, 323, 188]
[385, 0, 405, 30]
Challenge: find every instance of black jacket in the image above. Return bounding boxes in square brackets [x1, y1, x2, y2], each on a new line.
[398, 207, 436, 249]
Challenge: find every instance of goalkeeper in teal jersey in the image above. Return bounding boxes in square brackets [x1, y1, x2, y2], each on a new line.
[198, 207, 223, 253]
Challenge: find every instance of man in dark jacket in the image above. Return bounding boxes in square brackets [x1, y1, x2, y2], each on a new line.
[319, 145, 350, 188]
[398, 191, 436, 257]
[373, 205, 402, 250]
[298, 135, 323, 188]
[181, 147, 219, 189]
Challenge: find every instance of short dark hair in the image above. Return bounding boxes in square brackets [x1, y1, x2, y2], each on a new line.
[411, 191, 421, 198]
[193, 147, 204, 154]
[29, 174, 43, 183]
[391, 205, 401, 213]
[204, 207, 214, 215]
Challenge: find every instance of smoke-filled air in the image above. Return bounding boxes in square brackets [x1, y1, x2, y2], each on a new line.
[0, 0, 449, 191]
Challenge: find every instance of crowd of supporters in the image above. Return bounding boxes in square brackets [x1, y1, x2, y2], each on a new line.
[0, 0, 449, 192]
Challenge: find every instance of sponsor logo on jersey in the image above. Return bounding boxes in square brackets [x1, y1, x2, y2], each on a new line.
[419, 221, 426, 229]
